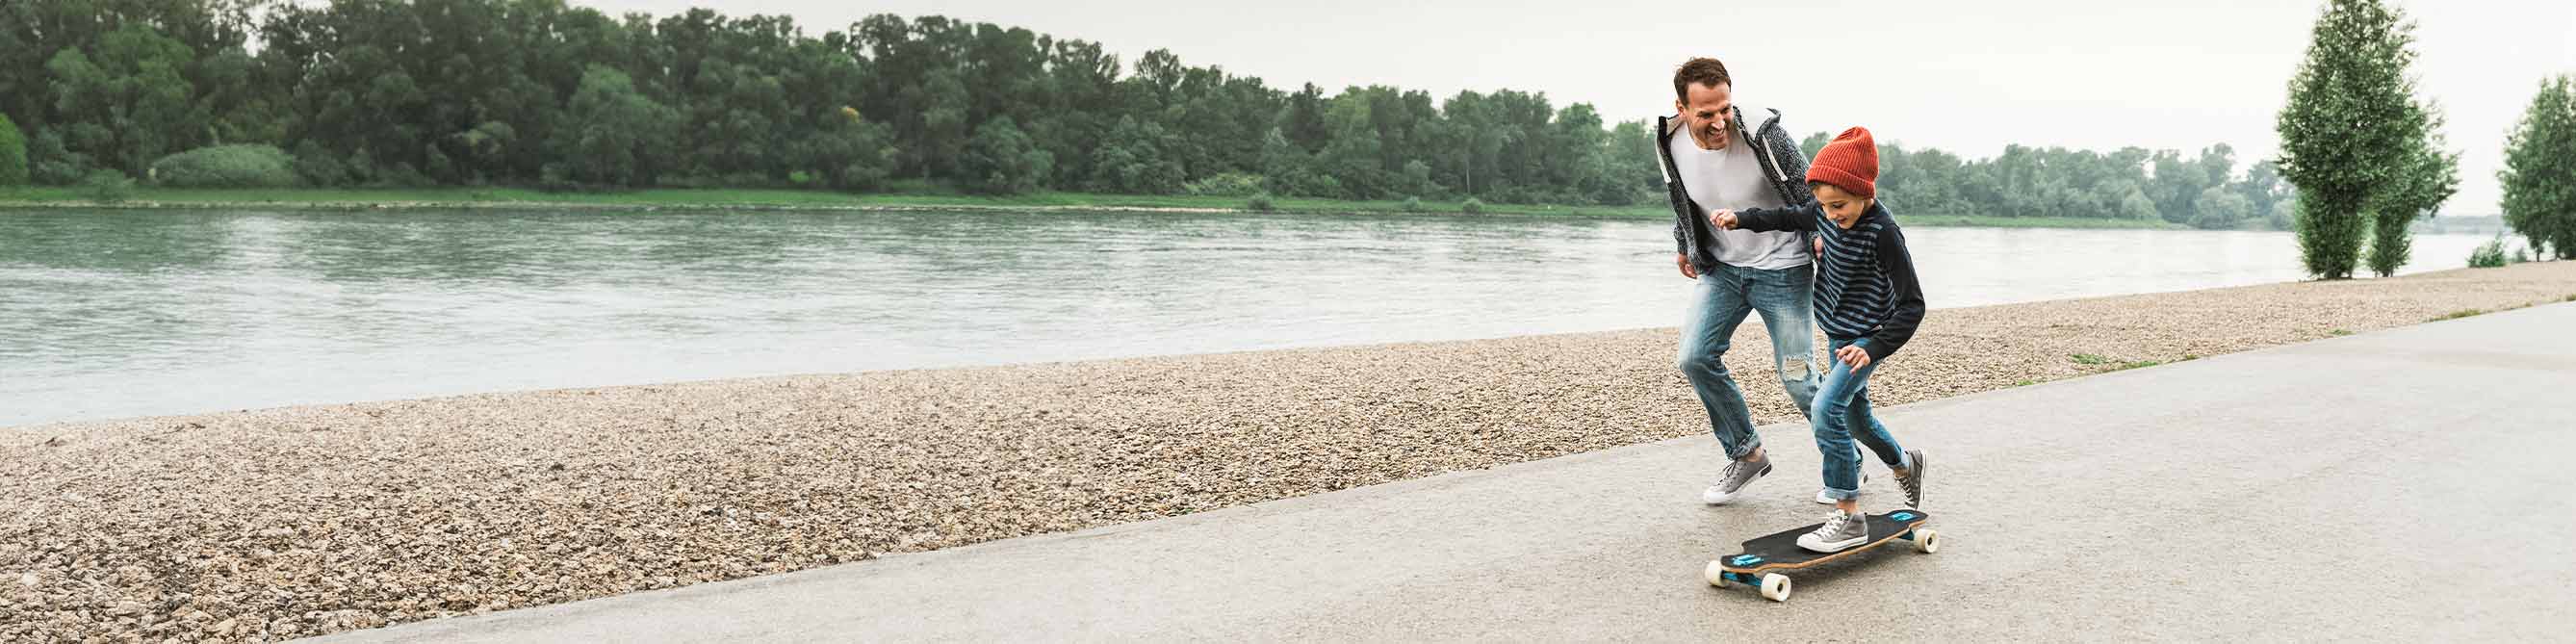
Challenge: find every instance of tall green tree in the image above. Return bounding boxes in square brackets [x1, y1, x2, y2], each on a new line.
[2365, 108, 2459, 275]
[46, 22, 199, 176]
[2500, 75, 2576, 260]
[2275, 0, 2434, 279]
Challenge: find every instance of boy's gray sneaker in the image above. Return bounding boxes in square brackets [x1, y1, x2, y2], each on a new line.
[1701, 455, 1772, 505]
[1813, 470, 1868, 504]
[1795, 509, 1869, 553]
[1895, 449, 1926, 507]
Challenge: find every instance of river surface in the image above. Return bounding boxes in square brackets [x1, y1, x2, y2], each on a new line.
[0, 208, 2494, 426]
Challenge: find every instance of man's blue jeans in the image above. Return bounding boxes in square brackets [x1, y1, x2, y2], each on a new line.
[1677, 263, 1820, 460]
[1812, 336, 1908, 501]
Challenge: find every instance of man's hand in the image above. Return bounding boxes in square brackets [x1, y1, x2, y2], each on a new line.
[1834, 344, 1872, 370]
[1708, 209, 1738, 229]
[1814, 237, 1824, 256]
[1675, 252, 1698, 279]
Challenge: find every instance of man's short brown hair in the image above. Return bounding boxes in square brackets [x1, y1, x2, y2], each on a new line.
[1672, 58, 1733, 101]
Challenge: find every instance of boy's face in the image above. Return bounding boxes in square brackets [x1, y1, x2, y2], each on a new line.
[1674, 82, 1733, 150]
[1814, 183, 1872, 229]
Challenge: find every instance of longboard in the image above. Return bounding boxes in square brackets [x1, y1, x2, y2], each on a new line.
[1704, 509, 1939, 602]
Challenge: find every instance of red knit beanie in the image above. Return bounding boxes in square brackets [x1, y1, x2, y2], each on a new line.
[1805, 127, 1879, 199]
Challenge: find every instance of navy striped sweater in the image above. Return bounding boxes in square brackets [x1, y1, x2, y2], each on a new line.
[1734, 201, 1927, 361]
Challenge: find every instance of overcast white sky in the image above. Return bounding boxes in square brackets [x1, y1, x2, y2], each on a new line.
[587, 0, 2575, 213]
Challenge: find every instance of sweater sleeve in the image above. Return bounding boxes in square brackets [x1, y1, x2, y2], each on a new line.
[1653, 116, 1692, 258]
[1764, 119, 1816, 207]
[1764, 122, 1820, 255]
[1733, 202, 1821, 233]
[1864, 225, 1927, 362]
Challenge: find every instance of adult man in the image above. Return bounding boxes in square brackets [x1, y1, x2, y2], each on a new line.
[1652, 57, 1834, 504]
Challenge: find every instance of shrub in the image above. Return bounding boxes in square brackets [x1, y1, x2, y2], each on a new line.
[289, 142, 347, 187]
[1184, 171, 1268, 197]
[80, 169, 135, 203]
[1247, 192, 1276, 212]
[1401, 196, 1424, 213]
[1461, 197, 1485, 215]
[150, 144, 297, 188]
[2467, 236, 2509, 269]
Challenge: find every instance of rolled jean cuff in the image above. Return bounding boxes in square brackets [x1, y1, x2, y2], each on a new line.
[1817, 486, 1860, 501]
[1724, 436, 1765, 460]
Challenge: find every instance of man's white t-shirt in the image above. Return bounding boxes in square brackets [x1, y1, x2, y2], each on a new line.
[1668, 123, 1809, 270]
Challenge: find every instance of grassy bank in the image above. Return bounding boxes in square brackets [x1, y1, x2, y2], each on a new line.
[0, 186, 2200, 229]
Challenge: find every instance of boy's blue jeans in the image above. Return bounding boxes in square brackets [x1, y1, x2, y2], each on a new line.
[1677, 263, 1820, 460]
[1814, 336, 1908, 501]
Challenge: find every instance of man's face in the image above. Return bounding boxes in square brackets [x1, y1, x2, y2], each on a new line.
[1675, 82, 1733, 150]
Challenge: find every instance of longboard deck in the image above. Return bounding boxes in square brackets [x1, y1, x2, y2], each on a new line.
[1717, 509, 1930, 574]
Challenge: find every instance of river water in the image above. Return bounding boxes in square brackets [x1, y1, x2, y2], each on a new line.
[0, 208, 2493, 426]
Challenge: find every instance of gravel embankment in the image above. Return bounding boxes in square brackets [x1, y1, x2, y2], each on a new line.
[6, 261, 2574, 642]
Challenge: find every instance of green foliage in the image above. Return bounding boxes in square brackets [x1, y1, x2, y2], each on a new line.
[546, 65, 680, 189]
[1825, 138, 2288, 224]
[1183, 172, 1267, 197]
[291, 141, 348, 187]
[0, 113, 24, 186]
[2070, 353, 2111, 366]
[79, 168, 134, 203]
[960, 116, 1052, 195]
[1258, 126, 1336, 198]
[2277, 0, 2442, 279]
[2467, 236, 2509, 269]
[0, 3, 2359, 212]
[2432, 309, 2484, 322]
[1402, 196, 1424, 213]
[2190, 186, 2254, 230]
[27, 129, 90, 186]
[1089, 116, 1184, 194]
[1247, 192, 1275, 212]
[1461, 197, 1485, 215]
[2367, 110, 2461, 276]
[45, 23, 200, 177]
[2501, 75, 2576, 260]
[2267, 193, 2300, 231]
[798, 108, 898, 192]
[149, 144, 296, 188]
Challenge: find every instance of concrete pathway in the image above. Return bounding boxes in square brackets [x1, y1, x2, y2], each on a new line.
[317, 303, 2576, 642]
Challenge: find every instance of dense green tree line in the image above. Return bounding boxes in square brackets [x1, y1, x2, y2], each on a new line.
[1, 0, 2296, 226]
[1800, 134, 2296, 230]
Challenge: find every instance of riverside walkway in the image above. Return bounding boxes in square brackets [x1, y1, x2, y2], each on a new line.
[318, 302, 2576, 641]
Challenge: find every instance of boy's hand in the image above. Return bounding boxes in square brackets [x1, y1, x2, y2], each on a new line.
[1834, 344, 1872, 370]
[1675, 252, 1697, 279]
[1708, 209, 1737, 229]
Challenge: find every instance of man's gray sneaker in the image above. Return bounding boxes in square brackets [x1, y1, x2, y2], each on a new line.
[1795, 509, 1868, 553]
[1895, 449, 1926, 507]
[1814, 470, 1868, 504]
[1701, 455, 1772, 505]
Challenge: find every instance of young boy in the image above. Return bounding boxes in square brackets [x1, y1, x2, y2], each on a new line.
[1712, 126, 1928, 554]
